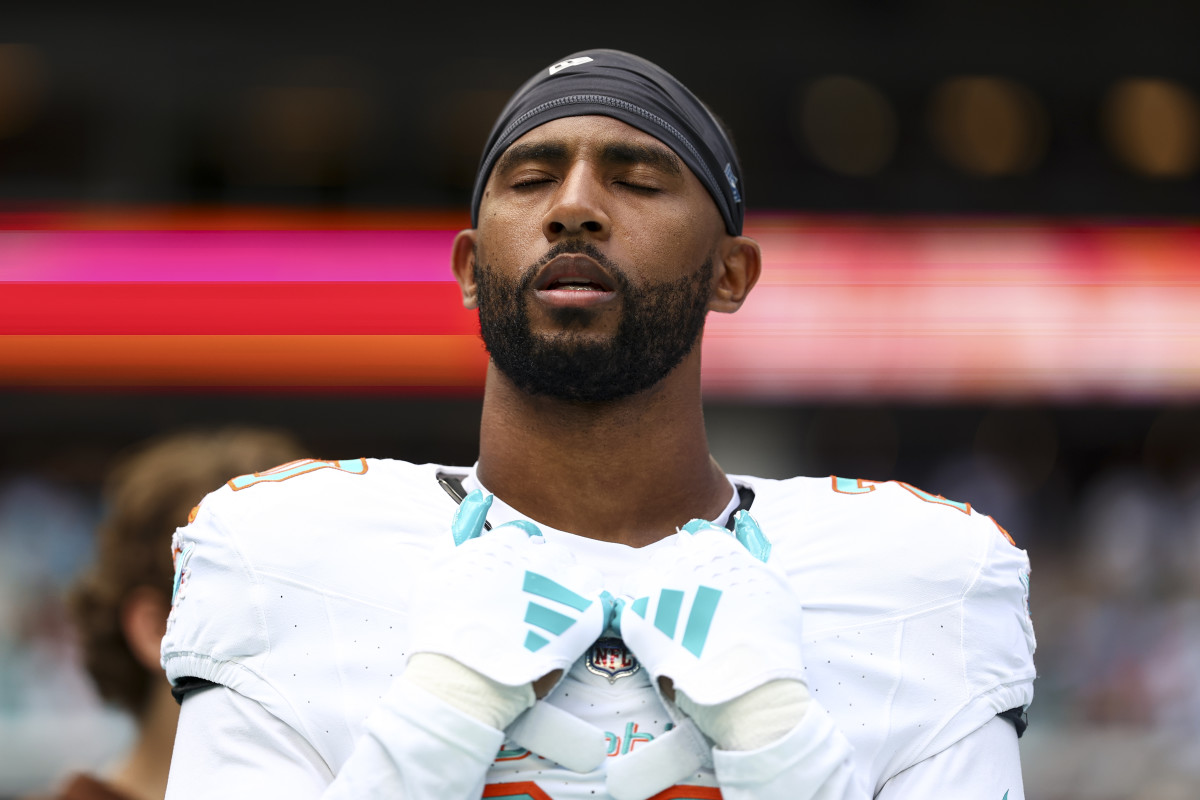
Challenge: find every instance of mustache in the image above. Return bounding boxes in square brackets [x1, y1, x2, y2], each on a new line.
[518, 241, 629, 292]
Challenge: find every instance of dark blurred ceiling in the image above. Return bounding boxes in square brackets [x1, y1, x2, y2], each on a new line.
[2, 1, 1198, 215]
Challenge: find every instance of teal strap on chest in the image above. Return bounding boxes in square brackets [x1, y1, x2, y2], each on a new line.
[435, 472, 755, 538]
[437, 472, 493, 532]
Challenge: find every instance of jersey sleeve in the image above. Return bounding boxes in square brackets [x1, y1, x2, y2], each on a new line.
[166, 685, 334, 798]
[161, 458, 480, 775]
[752, 475, 1037, 793]
[160, 481, 377, 771]
[162, 473, 509, 799]
[894, 505, 1037, 772]
[160, 491, 286, 715]
[167, 680, 505, 800]
[711, 701, 871, 800]
[876, 715, 1025, 798]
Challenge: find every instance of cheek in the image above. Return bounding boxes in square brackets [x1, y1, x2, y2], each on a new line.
[479, 199, 546, 254]
[619, 205, 711, 267]
[476, 216, 524, 266]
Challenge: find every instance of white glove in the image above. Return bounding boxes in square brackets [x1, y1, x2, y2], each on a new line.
[405, 490, 611, 773]
[410, 491, 611, 687]
[608, 517, 810, 800]
[615, 518, 806, 706]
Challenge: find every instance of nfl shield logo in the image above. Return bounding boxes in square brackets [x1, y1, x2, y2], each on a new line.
[586, 637, 640, 683]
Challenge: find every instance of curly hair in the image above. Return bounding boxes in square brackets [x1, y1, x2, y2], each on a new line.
[67, 427, 307, 717]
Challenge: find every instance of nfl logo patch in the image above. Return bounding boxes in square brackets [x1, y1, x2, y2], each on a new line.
[586, 637, 640, 683]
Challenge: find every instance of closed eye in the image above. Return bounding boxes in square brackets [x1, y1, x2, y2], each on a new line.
[616, 180, 662, 193]
[512, 176, 555, 189]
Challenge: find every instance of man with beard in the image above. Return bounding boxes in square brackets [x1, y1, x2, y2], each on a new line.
[161, 51, 1035, 799]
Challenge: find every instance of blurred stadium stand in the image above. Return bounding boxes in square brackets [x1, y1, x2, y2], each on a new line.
[2, 2, 1199, 797]
[0, 1, 1197, 214]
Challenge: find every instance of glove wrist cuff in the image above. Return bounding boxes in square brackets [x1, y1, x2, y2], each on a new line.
[678, 679, 810, 751]
[404, 652, 535, 730]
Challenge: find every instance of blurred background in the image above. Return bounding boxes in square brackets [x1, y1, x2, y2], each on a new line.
[2, 2, 1199, 798]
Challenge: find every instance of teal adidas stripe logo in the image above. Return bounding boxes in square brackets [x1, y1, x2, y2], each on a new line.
[631, 585, 723, 657]
[521, 570, 594, 652]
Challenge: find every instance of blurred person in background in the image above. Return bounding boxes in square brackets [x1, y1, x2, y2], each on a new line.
[29, 427, 306, 800]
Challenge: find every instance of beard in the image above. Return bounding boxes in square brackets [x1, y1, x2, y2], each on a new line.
[473, 241, 713, 403]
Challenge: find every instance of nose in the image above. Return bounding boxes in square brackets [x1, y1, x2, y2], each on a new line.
[541, 163, 611, 241]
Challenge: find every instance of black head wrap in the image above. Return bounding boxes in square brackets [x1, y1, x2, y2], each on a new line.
[470, 49, 744, 235]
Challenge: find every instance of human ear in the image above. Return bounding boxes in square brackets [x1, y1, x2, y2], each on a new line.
[708, 235, 762, 314]
[121, 586, 170, 673]
[451, 229, 480, 310]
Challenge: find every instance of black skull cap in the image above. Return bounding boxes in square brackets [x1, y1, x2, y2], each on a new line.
[470, 49, 744, 235]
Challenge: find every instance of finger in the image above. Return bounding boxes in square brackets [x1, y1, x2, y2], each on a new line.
[609, 595, 627, 635]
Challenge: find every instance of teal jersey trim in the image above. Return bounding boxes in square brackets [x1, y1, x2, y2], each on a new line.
[833, 476, 875, 494]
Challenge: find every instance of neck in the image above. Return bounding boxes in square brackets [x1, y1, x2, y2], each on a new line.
[107, 682, 178, 800]
[476, 351, 731, 547]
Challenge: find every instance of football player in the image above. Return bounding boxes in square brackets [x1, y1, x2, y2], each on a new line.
[162, 50, 1035, 799]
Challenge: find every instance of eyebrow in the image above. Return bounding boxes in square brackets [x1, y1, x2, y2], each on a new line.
[493, 141, 570, 176]
[598, 141, 684, 177]
[493, 138, 685, 178]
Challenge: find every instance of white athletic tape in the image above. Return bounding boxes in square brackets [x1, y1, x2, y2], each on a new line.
[508, 700, 609, 774]
[606, 718, 711, 800]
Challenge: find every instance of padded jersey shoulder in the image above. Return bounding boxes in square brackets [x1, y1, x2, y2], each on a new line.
[731, 473, 1035, 785]
[163, 457, 469, 673]
[730, 473, 1029, 626]
[200, 457, 455, 522]
[190, 458, 468, 576]
[162, 458, 471, 768]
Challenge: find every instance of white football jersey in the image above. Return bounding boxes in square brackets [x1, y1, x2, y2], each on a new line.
[161, 458, 1035, 798]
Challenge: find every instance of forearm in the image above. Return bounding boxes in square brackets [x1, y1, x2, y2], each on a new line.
[165, 681, 504, 800]
[324, 677, 505, 799]
[709, 698, 868, 800]
[876, 715, 1024, 799]
[166, 686, 332, 798]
